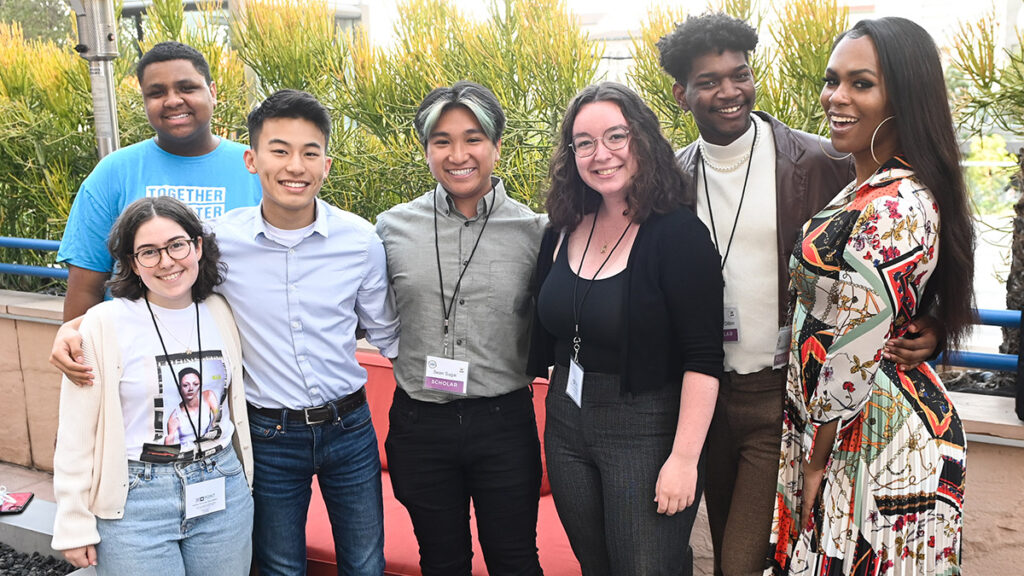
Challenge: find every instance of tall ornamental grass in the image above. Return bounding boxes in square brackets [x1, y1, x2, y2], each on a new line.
[950, 9, 1024, 354]
[2, 0, 1009, 295]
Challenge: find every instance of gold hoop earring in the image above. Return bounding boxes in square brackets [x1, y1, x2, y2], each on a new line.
[817, 118, 851, 161]
[870, 115, 896, 165]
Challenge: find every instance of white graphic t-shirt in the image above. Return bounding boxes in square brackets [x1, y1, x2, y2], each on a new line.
[113, 298, 234, 461]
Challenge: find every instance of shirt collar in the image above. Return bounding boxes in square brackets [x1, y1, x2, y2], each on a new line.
[251, 197, 330, 240]
[432, 176, 506, 218]
[864, 155, 914, 189]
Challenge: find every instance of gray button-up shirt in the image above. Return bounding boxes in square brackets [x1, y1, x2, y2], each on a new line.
[376, 178, 546, 402]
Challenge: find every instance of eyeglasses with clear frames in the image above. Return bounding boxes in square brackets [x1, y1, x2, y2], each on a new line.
[133, 238, 195, 268]
[569, 127, 631, 158]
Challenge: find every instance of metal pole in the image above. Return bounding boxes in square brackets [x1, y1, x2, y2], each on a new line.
[67, 0, 120, 159]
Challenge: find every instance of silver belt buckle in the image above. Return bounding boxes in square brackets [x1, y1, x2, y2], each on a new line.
[303, 406, 325, 425]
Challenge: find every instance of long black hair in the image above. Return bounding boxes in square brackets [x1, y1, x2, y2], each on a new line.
[836, 17, 975, 350]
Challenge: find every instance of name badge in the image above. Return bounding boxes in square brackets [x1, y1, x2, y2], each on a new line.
[567, 359, 584, 408]
[723, 305, 740, 342]
[185, 476, 225, 519]
[424, 355, 469, 395]
[773, 325, 793, 370]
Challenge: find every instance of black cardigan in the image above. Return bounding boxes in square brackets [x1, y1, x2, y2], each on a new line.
[527, 207, 724, 394]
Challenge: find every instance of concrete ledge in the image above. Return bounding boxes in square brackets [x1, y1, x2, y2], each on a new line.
[0, 289, 63, 323]
[0, 497, 61, 561]
[950, 391, 1024, 443]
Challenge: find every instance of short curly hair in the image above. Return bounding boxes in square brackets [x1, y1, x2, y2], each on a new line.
[657, 13, 758, 85]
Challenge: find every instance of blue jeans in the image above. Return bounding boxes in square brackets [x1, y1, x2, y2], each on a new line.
[94, 447, 253, 576]
[248, 399, 384, 576]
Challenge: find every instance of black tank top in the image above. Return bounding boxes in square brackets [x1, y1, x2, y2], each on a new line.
[536, 238, 625, 374]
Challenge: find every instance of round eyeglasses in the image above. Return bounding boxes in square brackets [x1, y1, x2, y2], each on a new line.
[133, 238, 196, 268]
[569, 127, 631, 158]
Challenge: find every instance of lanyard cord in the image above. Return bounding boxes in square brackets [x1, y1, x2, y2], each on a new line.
[433, 186, 496, 356]
[146, 299, 204, 453]
[570, 211, 632, 363]
[701, 119, 758, 273]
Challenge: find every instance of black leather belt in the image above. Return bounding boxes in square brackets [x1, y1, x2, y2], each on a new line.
[248, 388, 367, 425]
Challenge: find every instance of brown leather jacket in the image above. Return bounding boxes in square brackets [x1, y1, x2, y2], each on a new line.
[676, 112, 855, 325]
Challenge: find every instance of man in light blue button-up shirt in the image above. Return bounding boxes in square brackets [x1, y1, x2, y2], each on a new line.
[49, 89, 397, 575]
[215, 89, 398, 576]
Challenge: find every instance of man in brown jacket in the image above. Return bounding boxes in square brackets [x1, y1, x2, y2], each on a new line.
[657, 13, 939, 576]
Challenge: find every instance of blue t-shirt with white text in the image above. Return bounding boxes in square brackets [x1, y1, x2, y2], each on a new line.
[57, 137, 262, 272]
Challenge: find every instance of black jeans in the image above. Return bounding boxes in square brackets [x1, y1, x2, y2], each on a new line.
[385, 386, 544, 576]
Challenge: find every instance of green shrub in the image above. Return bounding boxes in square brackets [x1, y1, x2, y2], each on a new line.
[1, 0, 1011, 295]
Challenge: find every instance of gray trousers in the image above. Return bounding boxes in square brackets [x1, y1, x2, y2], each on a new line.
[705, 368, 785, 576]
[546, 365, 701, 576]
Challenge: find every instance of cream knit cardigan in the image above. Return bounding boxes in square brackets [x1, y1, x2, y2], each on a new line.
[51, 294, 254, 551]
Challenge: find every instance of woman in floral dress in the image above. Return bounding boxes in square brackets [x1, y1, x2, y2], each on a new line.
[766, 17, 974, 576]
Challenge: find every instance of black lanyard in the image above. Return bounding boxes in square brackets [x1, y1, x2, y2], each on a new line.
[701, 119, 758, 275]
[146, 299, 204, 453]
[433, 187, 495, 356]
[570, 211, 632, 363]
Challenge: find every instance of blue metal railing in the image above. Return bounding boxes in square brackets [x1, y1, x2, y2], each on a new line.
[934, 310, 1020, 372]
[0, 236, 67, 279]
[0, 234, 1021, 370]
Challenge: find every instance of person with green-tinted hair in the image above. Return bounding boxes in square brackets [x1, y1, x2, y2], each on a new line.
[375, 81, 547, 575]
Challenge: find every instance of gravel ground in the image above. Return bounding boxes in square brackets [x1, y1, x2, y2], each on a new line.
[0, 543, 74, 576]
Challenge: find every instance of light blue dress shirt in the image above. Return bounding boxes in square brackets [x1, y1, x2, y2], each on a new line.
[211, 198, 400, 410]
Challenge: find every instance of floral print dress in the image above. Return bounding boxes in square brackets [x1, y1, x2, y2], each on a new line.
[766, 157, 965, 576]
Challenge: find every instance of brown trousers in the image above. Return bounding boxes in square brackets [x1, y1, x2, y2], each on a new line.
[705, 368, 785, 576]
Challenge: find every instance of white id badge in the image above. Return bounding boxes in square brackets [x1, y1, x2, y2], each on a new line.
[424, 355, 470, 395]
[773, 325, 793, 370]
[567, 359, 584, 408]
[185, 476, 226, 519]
[723, 305, 740, 342]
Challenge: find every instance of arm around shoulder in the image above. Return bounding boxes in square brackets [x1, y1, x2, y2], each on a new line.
[356, 235, 400, 358]
[63, 265, 109, 322]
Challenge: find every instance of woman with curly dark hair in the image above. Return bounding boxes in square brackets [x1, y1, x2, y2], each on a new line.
[52, 196, 254, 575]
[528, 81, 724, 574]
[767, 17, 972, 575]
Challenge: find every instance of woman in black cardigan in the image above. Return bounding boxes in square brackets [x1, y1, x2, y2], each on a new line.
[528, 82, 723, 575]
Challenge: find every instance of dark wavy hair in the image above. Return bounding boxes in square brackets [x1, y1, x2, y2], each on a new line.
[545, 82, 684, 230]
[657, 12, 758, 85]
[136, 41, 212, 85]
[836, 17, 975, 350]
[107, 196, 225, 303]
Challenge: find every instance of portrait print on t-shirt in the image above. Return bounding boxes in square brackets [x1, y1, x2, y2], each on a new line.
[140, 350, 228, 463]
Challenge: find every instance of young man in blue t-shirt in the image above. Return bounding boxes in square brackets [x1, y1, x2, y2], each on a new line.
[57, 41, 261, 321]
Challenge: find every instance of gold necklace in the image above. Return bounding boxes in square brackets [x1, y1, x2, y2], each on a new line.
[595, 209, 631, 255]
[153, 309, 197, 354]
